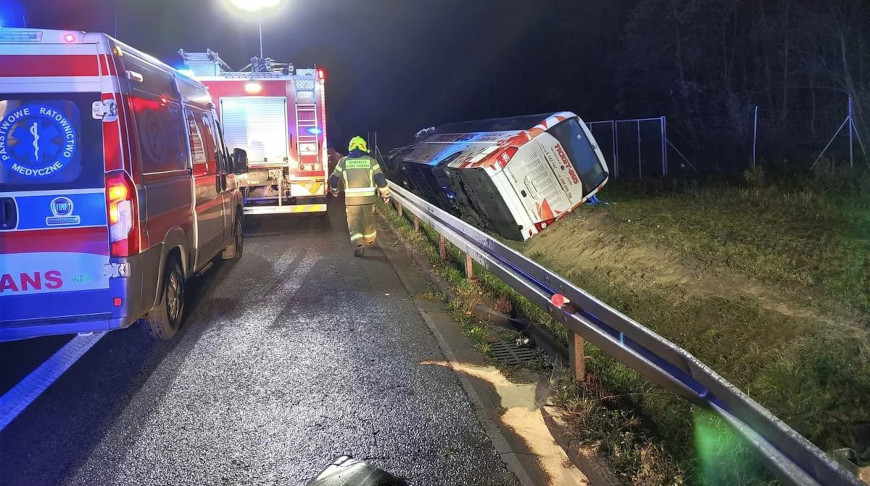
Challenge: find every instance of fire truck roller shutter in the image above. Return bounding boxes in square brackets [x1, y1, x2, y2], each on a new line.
[219, 97, 289, 163]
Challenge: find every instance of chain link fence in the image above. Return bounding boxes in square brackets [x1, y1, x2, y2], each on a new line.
[373, 117, 695, 181]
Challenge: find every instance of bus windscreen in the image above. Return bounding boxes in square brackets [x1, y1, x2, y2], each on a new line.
[549, 119, 608, 192]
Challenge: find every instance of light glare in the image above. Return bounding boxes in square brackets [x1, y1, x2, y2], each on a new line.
[228, 0, 281, 13]
[245, 82, 263, 94]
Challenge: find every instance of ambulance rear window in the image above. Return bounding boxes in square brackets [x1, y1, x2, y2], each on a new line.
[0, 93, 104, 191]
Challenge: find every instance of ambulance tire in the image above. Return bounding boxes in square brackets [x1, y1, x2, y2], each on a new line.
[221, 214, 244, 260]
[143, 257, 185, 340]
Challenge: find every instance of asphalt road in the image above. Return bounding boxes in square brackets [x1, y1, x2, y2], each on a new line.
[0, 200, 521, 486]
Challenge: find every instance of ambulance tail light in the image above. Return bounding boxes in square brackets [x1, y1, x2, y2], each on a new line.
[106, 171, 139, 257]
[317, 68, 326, 81]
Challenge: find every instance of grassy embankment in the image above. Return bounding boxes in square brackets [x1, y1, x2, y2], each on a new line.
[382, 164, 870, 484]
[514, 165, 870, 484]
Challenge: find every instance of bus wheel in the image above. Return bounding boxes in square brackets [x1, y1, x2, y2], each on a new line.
[143, 257, 185, 340]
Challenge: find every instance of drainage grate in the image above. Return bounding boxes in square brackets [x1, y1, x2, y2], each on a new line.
[489, 340, 540, 367]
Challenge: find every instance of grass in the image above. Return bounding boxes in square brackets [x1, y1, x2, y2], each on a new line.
[511, 164, 870, 481]
[379, 200, 692, 483]
[592, 164, 870, 313]
[382, 162, 870, 484]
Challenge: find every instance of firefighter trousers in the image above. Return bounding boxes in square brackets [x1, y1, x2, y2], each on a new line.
[345, 204, 377, 247]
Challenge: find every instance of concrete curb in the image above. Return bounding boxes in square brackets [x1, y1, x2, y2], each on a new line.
[540, 401, 621, 486]
[377, 214, 539, 486]
[378, 209, 617, 485]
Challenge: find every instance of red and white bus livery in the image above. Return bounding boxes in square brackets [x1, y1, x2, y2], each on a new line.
[385, 112, 610, 241]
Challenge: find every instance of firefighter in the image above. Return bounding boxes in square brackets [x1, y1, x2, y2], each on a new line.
[329, 136, 391, 257]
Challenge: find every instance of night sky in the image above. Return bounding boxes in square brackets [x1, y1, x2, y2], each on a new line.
[5, 0, 594, 149]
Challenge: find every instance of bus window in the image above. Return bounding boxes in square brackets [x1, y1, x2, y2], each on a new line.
[549, 119, 608, 192]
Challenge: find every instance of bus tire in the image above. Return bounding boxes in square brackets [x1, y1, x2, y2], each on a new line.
[143, 257, 185, 340]
[221, 214, 244, 260]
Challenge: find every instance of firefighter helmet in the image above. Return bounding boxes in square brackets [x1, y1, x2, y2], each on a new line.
[348, 136, 369, 153]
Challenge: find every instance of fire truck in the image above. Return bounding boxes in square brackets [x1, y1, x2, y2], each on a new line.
[179, 50, 328, 215]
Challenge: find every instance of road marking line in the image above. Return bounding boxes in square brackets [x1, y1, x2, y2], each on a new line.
[0, 332, 105, 431]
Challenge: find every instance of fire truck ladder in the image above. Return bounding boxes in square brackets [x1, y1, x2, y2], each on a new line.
[294, 77, 320, 173]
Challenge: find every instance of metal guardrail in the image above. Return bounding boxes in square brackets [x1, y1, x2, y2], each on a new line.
[386, 181, 862, 486]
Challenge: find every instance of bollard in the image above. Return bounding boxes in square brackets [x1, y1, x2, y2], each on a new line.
[465, 254, 474, 279]
[553, 293, 585, 381]
[414, 216, 420, 232]
[439, 235, 448, 261]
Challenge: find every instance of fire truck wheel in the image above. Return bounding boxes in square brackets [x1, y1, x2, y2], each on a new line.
[221, 214, 244, 260]
[142, 257, 185, 340]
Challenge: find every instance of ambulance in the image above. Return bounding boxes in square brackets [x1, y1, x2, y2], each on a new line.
[0, 29, 246, 341]
[179, 50, 329, 215]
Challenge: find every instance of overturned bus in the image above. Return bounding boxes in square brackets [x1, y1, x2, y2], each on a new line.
[383, 112, 609, 241]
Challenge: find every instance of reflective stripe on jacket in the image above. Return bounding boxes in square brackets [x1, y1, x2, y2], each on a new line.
[329, 155, 386, 205]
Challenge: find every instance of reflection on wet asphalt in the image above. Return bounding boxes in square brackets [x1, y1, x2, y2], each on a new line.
[0, 204, 520, 485]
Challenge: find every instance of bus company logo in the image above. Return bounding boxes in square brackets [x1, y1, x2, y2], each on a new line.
[46, 196, 81, 226]
[0, 104, 78, 178]
[554, 145, 580, 185]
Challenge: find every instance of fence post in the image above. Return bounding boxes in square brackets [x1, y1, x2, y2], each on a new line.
[464, 254, 474, 280]
[660, 116, 667, 176]
[752, 105, 759, 169]
[569, 332, 585, 381]
[439, 235, 448, 260]
[612, 120, 618, 178]
[849, 97, 854, 169]
[637, 120, 642, 179]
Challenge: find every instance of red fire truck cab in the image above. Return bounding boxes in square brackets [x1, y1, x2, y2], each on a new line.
[179, 50, 329, 215]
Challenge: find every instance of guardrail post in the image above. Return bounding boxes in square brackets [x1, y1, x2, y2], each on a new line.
[439, 235, 448, 260]
[569, 332, 585, 381]
[414, 215, 420, 232]
[464, 254, 474, 279]
[397, 202, 403, 218]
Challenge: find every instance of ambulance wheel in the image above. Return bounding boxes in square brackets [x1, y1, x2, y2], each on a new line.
[143, 257, 185, 340]
[222, 214, 244, 260]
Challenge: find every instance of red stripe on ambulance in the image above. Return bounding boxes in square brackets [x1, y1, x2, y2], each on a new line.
[0, 55, 100, 77]
[0, 227, 110, 256]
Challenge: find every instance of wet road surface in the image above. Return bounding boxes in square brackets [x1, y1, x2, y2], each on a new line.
[0, 201, 521, 486]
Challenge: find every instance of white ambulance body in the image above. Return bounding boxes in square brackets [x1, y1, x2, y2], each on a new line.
[0, 29, 244, 342]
